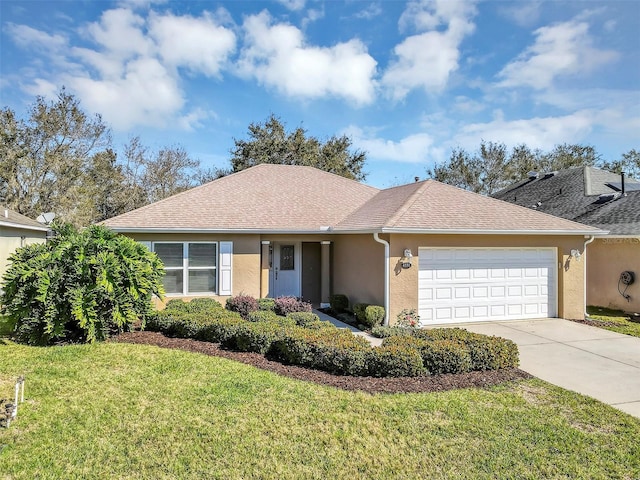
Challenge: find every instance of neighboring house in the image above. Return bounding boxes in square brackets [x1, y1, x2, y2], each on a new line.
[0, 207, 48, 279]
[493, 166, 640, 313]
[102, 164, 602, 325]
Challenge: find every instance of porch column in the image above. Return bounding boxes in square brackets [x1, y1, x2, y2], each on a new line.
[260, 241, 271, 298]
[321, 241, 331, 306]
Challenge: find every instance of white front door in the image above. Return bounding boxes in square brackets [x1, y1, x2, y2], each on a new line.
[271, 243, 301, 298]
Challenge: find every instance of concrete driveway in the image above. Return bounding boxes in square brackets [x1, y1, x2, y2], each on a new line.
[456, 318, 640, 418]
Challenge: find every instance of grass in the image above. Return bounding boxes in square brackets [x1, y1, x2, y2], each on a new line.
[0, 341, 638, 479]
[586, 306, 640, 338]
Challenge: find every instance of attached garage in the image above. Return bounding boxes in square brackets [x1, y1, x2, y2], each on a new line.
[418, 247, 557, 324]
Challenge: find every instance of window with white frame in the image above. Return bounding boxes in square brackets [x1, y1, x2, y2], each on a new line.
[153, 242, 218, 295]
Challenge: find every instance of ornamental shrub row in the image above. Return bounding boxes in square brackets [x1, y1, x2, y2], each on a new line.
[149, 301, 518, 376]
[225, 294, 311, 318]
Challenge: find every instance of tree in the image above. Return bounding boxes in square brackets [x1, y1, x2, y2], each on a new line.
[1, 223, 165, 345]
[602, 149, 640, 179]
[0, 89, 111, 225]
[427, 142, 608, 195]
[230, 114, 367, 181]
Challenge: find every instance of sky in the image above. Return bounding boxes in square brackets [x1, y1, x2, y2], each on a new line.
[1, 0, 638, 188]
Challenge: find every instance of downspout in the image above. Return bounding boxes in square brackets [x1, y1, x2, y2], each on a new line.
[373, 232, 390, 326]
[583, 236, 596, 318]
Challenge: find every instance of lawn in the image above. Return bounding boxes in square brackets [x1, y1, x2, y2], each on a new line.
[1, 340, 639, 479]
[586, 306, 640, 338]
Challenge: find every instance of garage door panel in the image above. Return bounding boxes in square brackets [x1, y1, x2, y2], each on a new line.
[418, 247, 556, 324]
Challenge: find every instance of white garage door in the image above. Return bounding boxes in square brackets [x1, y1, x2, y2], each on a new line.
[418, 248, 557, 324]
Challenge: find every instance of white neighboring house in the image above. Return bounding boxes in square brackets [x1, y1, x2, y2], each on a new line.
[0, 207, 48, 280]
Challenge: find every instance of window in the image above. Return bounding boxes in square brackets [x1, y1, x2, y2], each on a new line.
[153, 242, 218, 295]
[280, 245, 294, 270]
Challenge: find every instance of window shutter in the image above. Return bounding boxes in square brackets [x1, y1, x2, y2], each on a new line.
[219, 241, 233, 296]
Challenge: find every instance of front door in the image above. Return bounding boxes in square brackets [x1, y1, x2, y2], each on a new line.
[271, 243, 301, 298]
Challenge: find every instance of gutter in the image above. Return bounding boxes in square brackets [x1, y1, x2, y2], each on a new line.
[583, 235, 596, 319]
[0, 220, 49, 233]
[373, 232, 390, 326]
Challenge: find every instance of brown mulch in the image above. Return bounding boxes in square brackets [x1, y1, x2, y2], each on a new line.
[112, 331, 532, 395]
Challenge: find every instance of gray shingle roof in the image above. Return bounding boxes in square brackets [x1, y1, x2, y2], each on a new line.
[492, 166, 640, 235]
[102, 164, 602, 235]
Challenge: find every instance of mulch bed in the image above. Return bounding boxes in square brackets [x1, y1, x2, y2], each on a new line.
[113, 331, 532, 394]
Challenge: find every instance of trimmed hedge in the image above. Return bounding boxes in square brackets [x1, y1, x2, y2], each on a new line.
[364, 305, 385, 328]
[274, 296, 312, 316]
[329, 294, 349, 313]
[371, 326, 414, 338]
[286, 311, 320, 327]
[225, 294, 259, 319]
[164, 298, 224, 314]
[353, 303, 370, 323]
[257, 298, 276, 312]
[367, 345, 426, 377]
[222, 321, 286, 354]
[247, 310, 280, 323]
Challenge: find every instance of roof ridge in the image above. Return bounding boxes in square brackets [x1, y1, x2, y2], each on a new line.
[385, 181, 431, 227]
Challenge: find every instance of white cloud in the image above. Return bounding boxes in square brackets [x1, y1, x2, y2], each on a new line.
[355, 3, 383, 20]
[69, 57, 184, 130]
[177, 108, 216, 131]
[276, 0, 306, 12]
[237, 11, 377, 105]
[499, 2, 542, 27]
[345, 125, 439, 163]
[382, 0, 477, 99]
[453, 109, 596, 151]
[497, 18, 619, 90]
[149, 11, 236, 77]
[4, 23, 68, 51]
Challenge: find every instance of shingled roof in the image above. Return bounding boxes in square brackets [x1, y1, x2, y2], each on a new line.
[102, 164, 601, 235]
[492, 166, 640, 235]
[0, 207, 48, 232]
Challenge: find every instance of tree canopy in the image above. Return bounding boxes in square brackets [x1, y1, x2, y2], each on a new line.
[0, 89, 210, 226]
[229, 114, 367, 181]
[427, 142, 636, 195]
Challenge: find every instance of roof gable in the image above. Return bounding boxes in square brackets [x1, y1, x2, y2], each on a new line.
[0, 207, 48, 232]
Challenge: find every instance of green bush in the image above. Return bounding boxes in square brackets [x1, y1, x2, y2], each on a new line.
[329, 294, 349, 313]
[371, 326, 414, 338]
[222, 322, 286, 354]
[247, 310, 280, 322]
[164, 298, 223, 314]
[1, 223, 165, 345]
[364, 305, 385, 328]
[257, 298, 276, 312]
[419, 340, 472, 374]
[287, 311, 320, 327]
[366, 345, 426, 377]
[353, 303, 370, 322]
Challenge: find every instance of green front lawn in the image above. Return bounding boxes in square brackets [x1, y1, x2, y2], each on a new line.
[586, 306, 640, 338]
[1, 341, 638, 479]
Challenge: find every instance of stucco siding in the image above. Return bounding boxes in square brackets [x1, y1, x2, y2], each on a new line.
[332, 234, 385, 307]
[388, 234, 586, 324]
[588, 238, 640, 313]
[0, 227, 46, 280]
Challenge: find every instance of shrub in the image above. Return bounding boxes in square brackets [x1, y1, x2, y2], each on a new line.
[396, 308, 420, 328]
[247, 310, 280, 322]
[364, 305, 385, 328]
[164, 298, 222, 314]
[366, 345, 426, 377]
[274, 296, 312, 316]
[1, 223, 165, 345]
[330, 294, 349, 313]
[225, 294, 258, 319]
[353, 303, 370, 323]
[371, 326, 414, 338]
[257, 298, 276, 312]
[222, 322, 286, 354]
[419, 340, 472, 374]
[286, 312, 320, 327]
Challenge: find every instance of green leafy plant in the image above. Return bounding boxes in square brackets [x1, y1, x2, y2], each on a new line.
[1, 223, 165, 345]
[364, 305, 385, 328]
[396, 309, 420, 328]
[286, 312, 320, 327]
[329, 294, 349, 313]
[257, 298, 276, 312]
[353, 303, 370, 322]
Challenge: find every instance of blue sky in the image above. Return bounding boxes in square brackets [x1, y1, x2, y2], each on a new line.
[1, 0, 638, 188]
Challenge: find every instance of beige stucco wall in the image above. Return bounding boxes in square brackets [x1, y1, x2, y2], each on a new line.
[387, 234, 587, 324]
[0, 227, 46, 280]
[126, 233, 261, 308]
[587, 238, 640, 313]
[332, 234, 385, 307]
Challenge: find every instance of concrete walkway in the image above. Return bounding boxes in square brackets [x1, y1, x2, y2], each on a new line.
[452, 318, 640, 419]
[313, 310, 382, 346]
